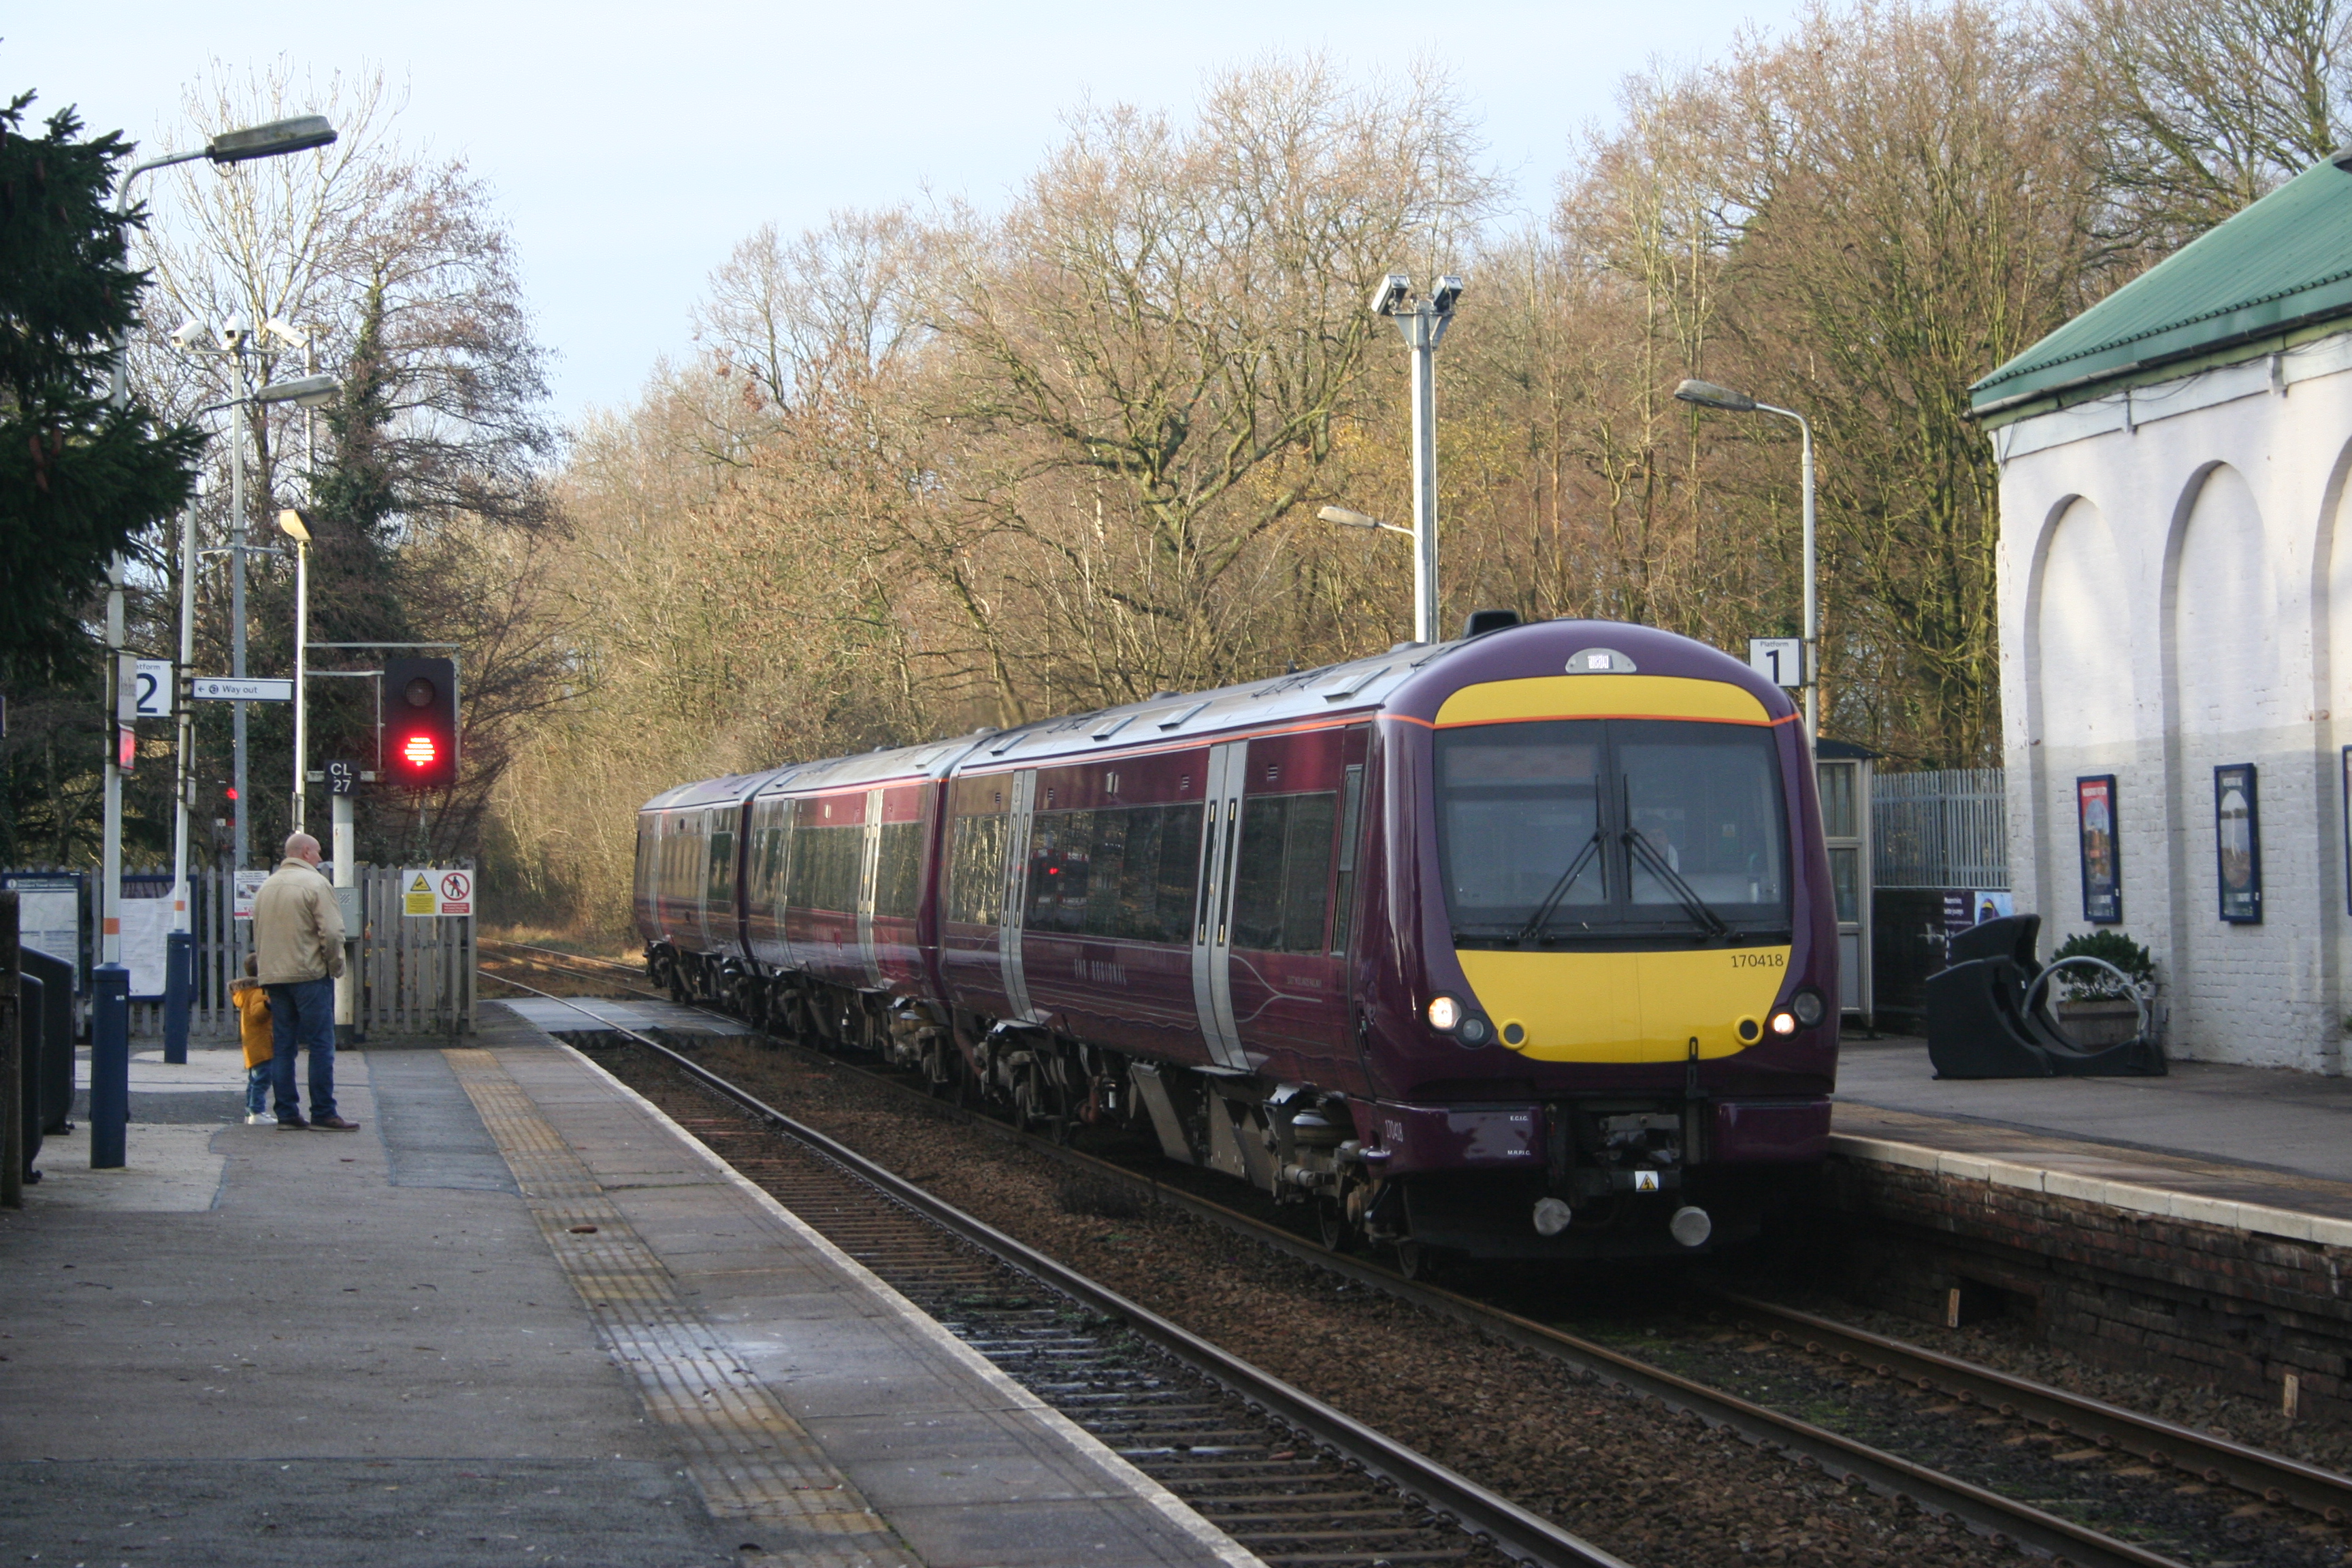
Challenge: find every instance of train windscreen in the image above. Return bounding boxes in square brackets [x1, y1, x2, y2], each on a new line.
[1436, 718, 1790, 945]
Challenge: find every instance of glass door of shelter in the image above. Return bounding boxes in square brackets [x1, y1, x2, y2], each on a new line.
[1816, 753, 1873, 1026]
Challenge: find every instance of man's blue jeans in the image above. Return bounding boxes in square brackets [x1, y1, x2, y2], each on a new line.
[265, 977, 338, 1123]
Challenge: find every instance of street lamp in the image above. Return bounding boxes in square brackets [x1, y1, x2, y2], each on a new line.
[102, 114, 338, 975]
[1372, 273, 1465, 645]
[1674, 378, 1819, 740]
[276, 508, 313, 834]
[1318, 504, 1414, 537]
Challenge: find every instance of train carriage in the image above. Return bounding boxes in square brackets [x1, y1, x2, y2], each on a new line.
[636, 616, 1838, 1267]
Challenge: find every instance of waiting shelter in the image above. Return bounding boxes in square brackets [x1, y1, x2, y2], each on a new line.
[1973, 152, 2352, 1072]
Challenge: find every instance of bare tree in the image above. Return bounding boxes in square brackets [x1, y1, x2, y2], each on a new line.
[2058, 0, 2352, 248]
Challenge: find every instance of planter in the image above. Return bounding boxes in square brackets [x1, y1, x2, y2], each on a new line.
[2055, 998, 2142, 1047]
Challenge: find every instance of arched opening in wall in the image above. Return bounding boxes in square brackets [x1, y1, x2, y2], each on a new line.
[2163, 461, 2291, 1063]
[2029, 496, 2125, 939]
[2310, 437, 2352, 1073]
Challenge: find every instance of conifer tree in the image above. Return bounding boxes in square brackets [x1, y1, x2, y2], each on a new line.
[0, 91, 202, 679]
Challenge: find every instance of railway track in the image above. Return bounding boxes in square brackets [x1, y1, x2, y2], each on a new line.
[480, 964, 1624, 1568]
[479, 938, 2352, 1567]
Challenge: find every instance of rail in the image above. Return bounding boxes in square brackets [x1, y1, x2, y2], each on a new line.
[480, 938, 2348, 1567]
[478, 962, 1629, 1568]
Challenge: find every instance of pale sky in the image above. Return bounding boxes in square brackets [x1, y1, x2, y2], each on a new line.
[11, 2, 1808, 427]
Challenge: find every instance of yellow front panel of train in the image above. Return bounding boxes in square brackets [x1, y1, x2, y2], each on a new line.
[1454, 946, 1791, 1062]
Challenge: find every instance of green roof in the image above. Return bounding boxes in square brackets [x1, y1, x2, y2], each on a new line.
[1971, 157, 2352, 416]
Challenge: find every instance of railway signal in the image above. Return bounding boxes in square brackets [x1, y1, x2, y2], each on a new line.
[382, 655, 459, 790]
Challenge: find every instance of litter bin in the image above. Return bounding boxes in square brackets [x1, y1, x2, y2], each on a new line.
[18, 947, 75, 1133]
[15, 970, 40, 1175]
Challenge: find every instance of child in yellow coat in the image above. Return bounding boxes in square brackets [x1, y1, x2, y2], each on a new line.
[229, 955, 276, 1126]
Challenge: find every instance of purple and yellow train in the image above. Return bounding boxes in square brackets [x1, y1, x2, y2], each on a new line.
[633, 617, 1839, 1267]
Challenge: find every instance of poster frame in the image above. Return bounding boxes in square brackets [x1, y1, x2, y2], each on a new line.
[2076, 774, 2121, 924]
[2215, 762, 2263, 924]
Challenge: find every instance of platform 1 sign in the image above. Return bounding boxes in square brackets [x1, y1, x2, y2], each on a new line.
[402, 867, 473, 918]
[1747, 638, 1802, 688]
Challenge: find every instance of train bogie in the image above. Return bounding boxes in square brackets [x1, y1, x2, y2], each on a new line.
[633, 618, 1840, 1263]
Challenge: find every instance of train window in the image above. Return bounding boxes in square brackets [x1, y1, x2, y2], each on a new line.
[1435, 718, 1790, 941]
[874, 821, 924, 920]
[707, 820, 736, 909]
[1115, 802, 1204, 943]
[1230, 792, 1338, 953]
[1620, 722, 1786, 915]
[1440, 722, 1607, 933]
[947, 813, 1009, 925]
[787, 813, 863, 913]
[1011, 805, 1203, 943]
[1027, 811, 1094, 932]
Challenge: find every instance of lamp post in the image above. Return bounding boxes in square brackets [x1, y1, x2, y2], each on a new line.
[103, 114, 337, 967]
[1674, 378, 1818, 739]
[277, 508, 312, 832]
[1370, 274, 1464, 646]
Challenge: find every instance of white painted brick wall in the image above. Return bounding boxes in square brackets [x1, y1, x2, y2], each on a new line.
[1997, 336, 2352, 1073]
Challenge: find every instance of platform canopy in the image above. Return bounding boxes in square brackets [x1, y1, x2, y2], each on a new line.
[1972, 153, 2352, 419]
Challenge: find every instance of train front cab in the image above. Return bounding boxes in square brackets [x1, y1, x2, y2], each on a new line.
[1355, 627, 1840, 1263]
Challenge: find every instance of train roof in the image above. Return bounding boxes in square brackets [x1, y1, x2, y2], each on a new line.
[639, 770, 785, 813]
[638, 619, 1794, 812]
[749, 732, 996, 798]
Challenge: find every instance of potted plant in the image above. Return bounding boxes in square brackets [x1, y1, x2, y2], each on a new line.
[2045, 930, 2156, 1047]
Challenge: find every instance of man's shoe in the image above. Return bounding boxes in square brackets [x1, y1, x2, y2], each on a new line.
[277, 1116, 310, 1130]
[245, 1111, 270, 1126]
[310, 1115, 361, 1131]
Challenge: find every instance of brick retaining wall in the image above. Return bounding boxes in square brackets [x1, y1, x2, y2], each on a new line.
[1810, 1150, 2352, 1420]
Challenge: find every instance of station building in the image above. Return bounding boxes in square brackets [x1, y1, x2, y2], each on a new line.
[1974, 154, 2352, 1072]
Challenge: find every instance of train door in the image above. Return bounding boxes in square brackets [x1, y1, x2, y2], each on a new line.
[1190, 740, 1247, 1068]
[700, 806, 734, 953]
[999, 770, 1038, 1022]
[857, 787, 884, 987]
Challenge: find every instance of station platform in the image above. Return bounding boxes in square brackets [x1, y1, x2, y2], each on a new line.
[1833, 1034, 2352, 1243]
[0, 1004, 1261, 1568]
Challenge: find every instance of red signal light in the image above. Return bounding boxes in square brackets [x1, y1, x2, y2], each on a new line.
[402, 732, 438, 768]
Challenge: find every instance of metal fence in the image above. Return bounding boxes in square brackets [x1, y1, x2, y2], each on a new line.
[3, 865, 473, 1040]
[1872, 768, 2008, 890]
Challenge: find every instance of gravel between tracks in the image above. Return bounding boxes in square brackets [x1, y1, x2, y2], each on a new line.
[590, 1033, 2016, 1568]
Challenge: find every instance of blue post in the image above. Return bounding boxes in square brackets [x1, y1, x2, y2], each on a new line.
[91, 963, 128, 1169]
[162, 930, 193, 1064]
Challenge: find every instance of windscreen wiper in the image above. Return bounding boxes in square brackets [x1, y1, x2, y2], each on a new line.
[1513, 830, 1603, 945]
[1622, 828, 1734, 941]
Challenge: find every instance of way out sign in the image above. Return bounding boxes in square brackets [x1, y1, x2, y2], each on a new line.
[402, 867, 474, 917]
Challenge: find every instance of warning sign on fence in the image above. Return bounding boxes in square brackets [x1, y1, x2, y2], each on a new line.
[402, 867, 473, 918]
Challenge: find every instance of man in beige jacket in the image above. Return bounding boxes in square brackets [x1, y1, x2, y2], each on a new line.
[252, 832, 359, 1130]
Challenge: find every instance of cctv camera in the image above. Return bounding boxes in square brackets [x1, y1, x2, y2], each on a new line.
[218, 319, 248, 350]
[1369, 274, 1411, 316]
[169, 318, 206, 349]
[1429, 275, 1465, 315]
[263, 317, 309, 347]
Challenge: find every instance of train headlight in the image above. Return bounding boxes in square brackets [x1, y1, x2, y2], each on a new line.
[1426, 996, 1462, 1031]
[1769, 1010, 1797, 1036]
[1791, 988, 1827, 1028]
[1456, 1015, 1492, 1046]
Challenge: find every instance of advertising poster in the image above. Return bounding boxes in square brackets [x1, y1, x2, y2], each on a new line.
[2077, 774, 2121, 924]
[2342, 748, 2352, 918]
[1, 872, 82, 978]
[2215, 763, 2262, 923]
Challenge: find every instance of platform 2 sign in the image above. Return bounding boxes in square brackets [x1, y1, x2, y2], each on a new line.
[402, 867, 473, 918]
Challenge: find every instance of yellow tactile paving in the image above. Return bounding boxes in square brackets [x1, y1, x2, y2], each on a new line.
[442, 1047, 917, 1567]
